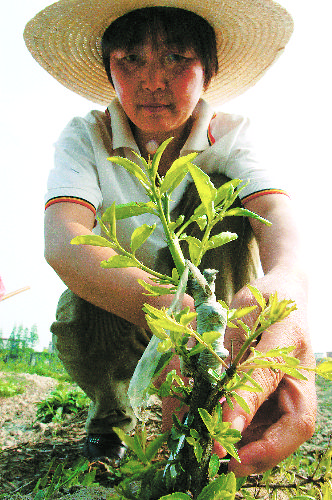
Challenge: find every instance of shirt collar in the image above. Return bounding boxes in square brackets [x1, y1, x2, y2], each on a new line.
[106, 98, 215, 154]
[107, 99, 139, 152]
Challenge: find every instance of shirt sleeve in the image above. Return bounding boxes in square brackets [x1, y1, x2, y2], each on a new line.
[205, 113, 288, 201]
[45, 115, 103, 211]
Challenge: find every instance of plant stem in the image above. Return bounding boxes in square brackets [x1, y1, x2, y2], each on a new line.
[154, 190, 186, 275]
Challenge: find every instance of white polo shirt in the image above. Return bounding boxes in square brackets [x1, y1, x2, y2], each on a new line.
[45, 98, 286, 268]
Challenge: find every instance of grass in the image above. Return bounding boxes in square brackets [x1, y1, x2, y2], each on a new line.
[0, 373, 26, 398]
[1, 359, 331, 499]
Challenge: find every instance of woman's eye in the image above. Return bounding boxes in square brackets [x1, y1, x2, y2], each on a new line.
[165, 53, 186, 64]
[123, 54, 140, 63]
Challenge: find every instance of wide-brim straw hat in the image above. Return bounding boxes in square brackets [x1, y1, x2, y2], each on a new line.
[24, 0, 293, 107]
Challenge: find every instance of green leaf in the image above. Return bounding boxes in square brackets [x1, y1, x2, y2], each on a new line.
[227, 306, 257, 321]
[130, 223, 156, 253]
[198, 408, 215, 433]
[157, 338, 174, 352]
[197, 473, 236, 500]
[206, 232, 238, 250]
[247, 284, 266, 309]
[145, 316, 169, 340]
[138, 279, 175, 296]
[81, 468, 96, 486]
[209, 454, 220, 478]
[226, 207, 272, 226]
[316, 359, 332, 380]
[143, 304, 187, 333]
[188, 163, 217, 222]
[160, 153, 197, 194]
[113, 427, 147, 463]
[100, 255, 137, 268]
[215, 179, 243, 204]
[159, 493, 192, 499]
[184, 235, 202, 264]
[71, 234, 116, 248]
[145, 432, 169, 461]
[151, 137, 174, 180]
[169, 215, 185, 232]
[196, 215, 208, 231]
[107, 201, 117, 240]
[291, 497, 317, 500]
[236, 320, 252, 337]
[216, 440, 241, 463]
[203, 331, 221, 345]
[108, 156, 150, 185]
[102, 201, 157, 221]
[231, 392, 251, 413]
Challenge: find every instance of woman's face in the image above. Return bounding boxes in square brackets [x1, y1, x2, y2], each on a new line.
[109, 38, 205, 139]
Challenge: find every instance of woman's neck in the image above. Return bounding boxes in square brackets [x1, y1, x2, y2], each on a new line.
[131, 118, 193, 176]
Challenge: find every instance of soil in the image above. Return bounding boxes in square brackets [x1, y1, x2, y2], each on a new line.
[0, 372, 330, 499]
[0, 372, 163, 499]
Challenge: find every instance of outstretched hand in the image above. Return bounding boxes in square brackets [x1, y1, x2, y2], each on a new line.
[214, 272, 317, 477]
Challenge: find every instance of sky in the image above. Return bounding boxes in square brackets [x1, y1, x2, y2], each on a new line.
[0, 0, 331, 352]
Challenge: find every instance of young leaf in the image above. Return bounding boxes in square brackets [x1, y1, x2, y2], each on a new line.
[203, 331, 221, 345]
[188, 163, 217, 222]
[157, 338, 174, 353]
[206, 232, 238, 250]
[137, 279, 176, 296]
[108, 156, 150, 186]
[130, 223, 156, 253]
[71, 234, 116, 248]
[208, 453, 220, 478]
[316, 359, 332, 380]
[160, 153, 197, 194]
[151, 137, 174, 180]
[159, 493, 192, 499]
[184, 235, 202, 264]
[197, 473, 236, 500]
[100, 255, 137, 268]
[231, 392, 251, 414]
[226, 207, 272, 226]
[198, 408, 215, 433]
[145, 316, 169, 340]
[215, 179, 243, 205]
[145, 432, 169, 461]
[113, 427, 147, 463]
[247, 284, 266, 309]
[144, 304, 187, 332]
[102, 201, 157, 221]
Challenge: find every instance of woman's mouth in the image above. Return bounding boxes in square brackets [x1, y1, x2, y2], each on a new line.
[140, 103, 171, 113]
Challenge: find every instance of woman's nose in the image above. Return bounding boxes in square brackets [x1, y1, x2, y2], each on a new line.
[141, 61, 167, 92]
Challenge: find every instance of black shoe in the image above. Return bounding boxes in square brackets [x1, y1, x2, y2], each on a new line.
[83, 432, 128, 462]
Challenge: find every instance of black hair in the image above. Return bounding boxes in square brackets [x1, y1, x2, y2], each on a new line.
[101, 7, 218, 88]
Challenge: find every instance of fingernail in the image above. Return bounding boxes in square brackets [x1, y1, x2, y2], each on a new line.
[231, 415, 246, 433]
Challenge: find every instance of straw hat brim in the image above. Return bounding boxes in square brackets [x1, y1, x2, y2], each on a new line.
[23, 0, 294, 107]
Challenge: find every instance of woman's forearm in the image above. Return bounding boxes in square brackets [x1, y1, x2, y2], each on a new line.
[243, 194, 308, 303]
[44, 202, 194, 329]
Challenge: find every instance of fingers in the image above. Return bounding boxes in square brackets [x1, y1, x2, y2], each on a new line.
[227, 376, 316, 476]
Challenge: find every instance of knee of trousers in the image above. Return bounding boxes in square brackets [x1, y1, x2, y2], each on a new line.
[51, 288, 152, 381]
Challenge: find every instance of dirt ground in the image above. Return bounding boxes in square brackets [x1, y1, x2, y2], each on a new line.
[0, 372, 331, 499]
[0, 372, 163, 499]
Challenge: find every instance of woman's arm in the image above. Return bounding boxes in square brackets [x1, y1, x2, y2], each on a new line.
[44, 202, 195, 330]
[218, 194, 316, 476]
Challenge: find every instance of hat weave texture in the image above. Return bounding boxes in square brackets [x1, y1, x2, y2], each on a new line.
[24, 0, 294, 106]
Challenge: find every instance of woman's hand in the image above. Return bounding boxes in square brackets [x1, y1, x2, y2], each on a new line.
[215, 271, 316, 476]
[213, 194, 316, 476]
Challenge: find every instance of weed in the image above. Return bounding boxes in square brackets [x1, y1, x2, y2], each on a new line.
[0, 374, 25, 398]
[35, 384, 90, 424]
